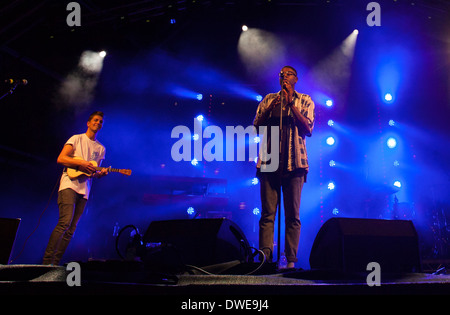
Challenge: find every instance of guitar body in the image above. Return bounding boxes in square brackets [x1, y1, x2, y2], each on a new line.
[66, 158, 98, 179]
[66, 157, 131, 179]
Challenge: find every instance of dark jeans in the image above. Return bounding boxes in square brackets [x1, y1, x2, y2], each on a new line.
[42, 188, 87, 265]
[258, 170, 305, 263]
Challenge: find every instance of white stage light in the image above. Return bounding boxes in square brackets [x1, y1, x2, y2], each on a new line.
[387, 137, 397, 149]
[326, 136, 335, 146]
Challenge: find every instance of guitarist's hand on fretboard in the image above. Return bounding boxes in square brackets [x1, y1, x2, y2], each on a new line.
[92, 167, 109, 178]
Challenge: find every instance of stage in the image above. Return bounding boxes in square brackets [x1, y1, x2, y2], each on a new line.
[1, 262, 449, 297]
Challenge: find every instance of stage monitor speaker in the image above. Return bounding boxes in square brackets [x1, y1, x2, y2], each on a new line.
[309, 218, 421, 273]
[142, 218, 250, 268]
[0, 218, 21, 265]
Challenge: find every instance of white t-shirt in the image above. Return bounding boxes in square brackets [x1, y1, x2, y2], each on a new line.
[58, 133, 106, 199]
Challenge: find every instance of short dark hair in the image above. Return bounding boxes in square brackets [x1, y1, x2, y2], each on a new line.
[88, 111, 104, 121]
[282, 66, 297, 76]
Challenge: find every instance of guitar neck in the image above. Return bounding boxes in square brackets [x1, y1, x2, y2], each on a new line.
[96, 166, 121, 173]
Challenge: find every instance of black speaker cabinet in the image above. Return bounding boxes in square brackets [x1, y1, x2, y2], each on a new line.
[142, 218, 250, 268]
[0, 218, 21, 265]
[309, 218, 421, 273]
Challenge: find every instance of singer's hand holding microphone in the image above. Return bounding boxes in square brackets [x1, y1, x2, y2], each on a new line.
[281, 80, 294, 105]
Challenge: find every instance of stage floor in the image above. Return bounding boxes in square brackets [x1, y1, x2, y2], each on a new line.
[1, 262, 449, 297]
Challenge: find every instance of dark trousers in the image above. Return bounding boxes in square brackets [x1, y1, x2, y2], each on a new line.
[258, 170, 305, 263]
[42, 188, 87, 265]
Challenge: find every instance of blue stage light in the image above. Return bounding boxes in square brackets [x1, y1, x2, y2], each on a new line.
[377, 60, 400, 104]
[384, 93, 393, 102]
[191, 158, 198, 166]
[326, 99, 333, 107]
[393, 180, 402, 188]
[253, 207, 260, 215]
[192, 133, 199, 141]
[327, 181, 335, 190]
[332, 208, 339, 215]
[387, 137, 397, 149]
[251, 177, 259, 185]
[327, 119, 334, 127]
[389, 119, 395, 127]
[196, 114, 204, 122]
[187, 207, 195, 215]
[326, 136, 335, 146]
[256, 95, 263, 101]
[196, 94, 203, 101]
[329, 160, 336, 167]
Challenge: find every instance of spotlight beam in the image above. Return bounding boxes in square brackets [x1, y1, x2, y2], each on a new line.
[237, 27, 286, 75]
[306, 30, 359, 104]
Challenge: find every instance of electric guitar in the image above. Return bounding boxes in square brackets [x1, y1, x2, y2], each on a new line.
[67, 157, 132, 179]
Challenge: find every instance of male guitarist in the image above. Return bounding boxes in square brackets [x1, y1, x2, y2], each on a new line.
[42, 111, 108, 265]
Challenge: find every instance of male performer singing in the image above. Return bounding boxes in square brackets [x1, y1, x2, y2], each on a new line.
[253, 66, 315, 268]
[42, 111, 108, 265]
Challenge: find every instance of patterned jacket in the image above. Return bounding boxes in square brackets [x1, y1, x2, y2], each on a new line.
[253, 91, 315, 173]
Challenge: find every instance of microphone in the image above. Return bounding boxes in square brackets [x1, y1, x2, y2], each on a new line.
[4, 79, 28, 85]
